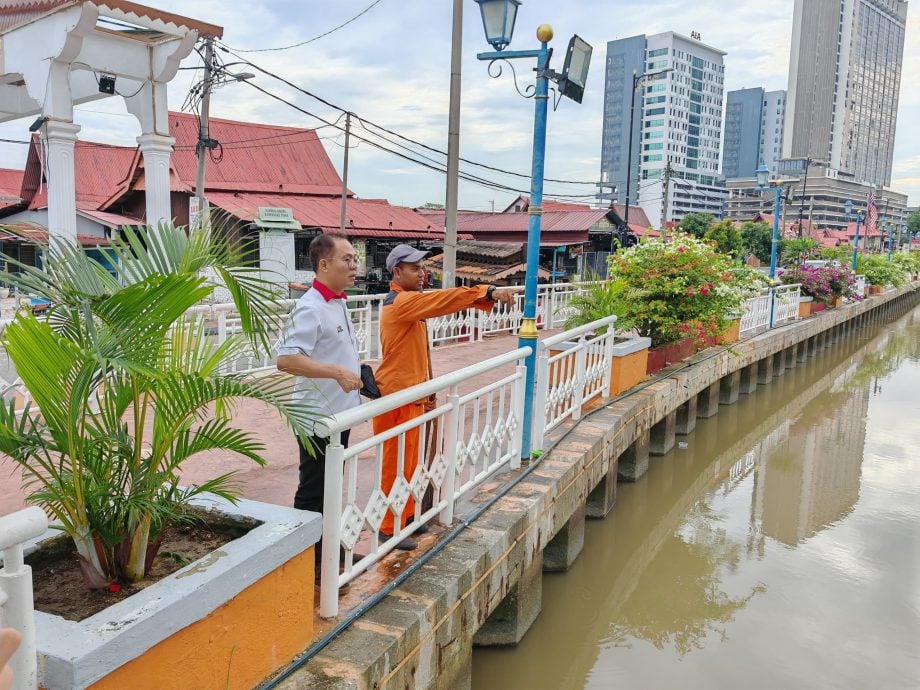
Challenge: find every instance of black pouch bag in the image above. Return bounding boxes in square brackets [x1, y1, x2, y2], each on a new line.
[360, 364, 381, 399]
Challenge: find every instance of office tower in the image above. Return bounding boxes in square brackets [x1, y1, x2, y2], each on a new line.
[724, 88, 787, 180]
[784, 0, 908, 187]
[600, 31, 728, 228]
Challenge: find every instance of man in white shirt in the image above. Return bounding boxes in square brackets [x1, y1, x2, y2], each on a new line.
[277, 233, 362, 527]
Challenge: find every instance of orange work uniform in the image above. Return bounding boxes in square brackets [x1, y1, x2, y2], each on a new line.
[374, 282, 494, 534]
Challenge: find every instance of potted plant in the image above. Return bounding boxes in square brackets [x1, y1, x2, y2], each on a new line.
[0, 225, 322, 686]
[858, 254, 907, 293]
[558, 278, 650, 395]
[780, 263, 857, 309]
[605, 234, 747, 373]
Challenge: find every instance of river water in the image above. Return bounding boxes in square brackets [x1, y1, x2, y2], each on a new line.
[474, 306, 920, 690]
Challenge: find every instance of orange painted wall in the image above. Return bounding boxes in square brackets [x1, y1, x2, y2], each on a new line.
[609, 349, 648, 395]
[89, 547, 315, 690]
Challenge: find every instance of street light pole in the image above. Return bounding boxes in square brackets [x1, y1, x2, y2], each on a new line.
[442, 0, 463, 289]
[844, 199, 862, 271]
[769, 184, 782, 279]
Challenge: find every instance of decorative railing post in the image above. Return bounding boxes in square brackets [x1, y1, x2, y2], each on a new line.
[512, 360, 528, 468]
[319, 434, 345, 619]
[439, 383, 461, 525]
[0, 506, 48, 690]
[531, 343, 550, 453]
[572, 336, 587, 421]
[603, 328, 617, 398]
[546, 287, 556, 329]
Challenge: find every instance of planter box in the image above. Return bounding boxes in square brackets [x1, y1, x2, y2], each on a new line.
[798, 296, 813, 318]
[868, 285, 883, 295]
[646, 337, 696, 375]
[811, 301, 827, 314]
[15, 497, 320, 690]
[833, 296, 844, 308]
[720, 319, 741, 345]
[549, 335, 652, 396]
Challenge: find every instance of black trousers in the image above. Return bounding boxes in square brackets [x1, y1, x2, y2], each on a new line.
[293, 430, 351, 513]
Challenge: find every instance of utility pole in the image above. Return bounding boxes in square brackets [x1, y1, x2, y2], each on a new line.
[442, 0, 463, 289]
[194, 37, 214, 231]
[339, 112, 351, 235]
[660, 161, 672, 231]
[797, 157, 810, 238]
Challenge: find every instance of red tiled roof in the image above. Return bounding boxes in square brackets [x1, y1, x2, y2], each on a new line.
[77, 208, 144, 227]
[0, 167, 23, 212]
[610, 203, 652, 229]
[502, 195, 594, 214]
[845, 221, 884, 237]
[0, 1, 222, 38]
[206, 192, 459, 239]
[21, 137, 136, 211]
[168, 112, 345, 197]
[455, 209, 609, 246]
[0, 222, 107, 247]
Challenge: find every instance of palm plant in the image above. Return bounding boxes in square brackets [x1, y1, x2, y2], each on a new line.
[0, 224, 316, 587]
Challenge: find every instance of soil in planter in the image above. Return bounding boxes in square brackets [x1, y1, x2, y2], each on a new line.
[27, 509, 260, 622]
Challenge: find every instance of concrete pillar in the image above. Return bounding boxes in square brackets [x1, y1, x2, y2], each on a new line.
[758, 355, 774, 383]
[137, 133, 176, 227]
[617, 430, 650, 482]
[543, 504, 585, 572]
[650, 410, 677, 455]
[473, 553, 543, 646]
[676, 396, 698, 434]
[797, 339, 809, 362]
[43, 120, 81, 249]
[772, 350, 786, 377]
[719, 370, 741, 405]
[586, 456, 618, 519]
[786, 344, 798, 369]
[697, 381, 720, 418]
[435, 646, 471, 690]
[739, 364, 759, 395]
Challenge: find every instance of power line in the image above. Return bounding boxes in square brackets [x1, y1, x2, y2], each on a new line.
[221, 0, 385, 53]
[215, 42, 599, 188]
[236, 79, 599, 202]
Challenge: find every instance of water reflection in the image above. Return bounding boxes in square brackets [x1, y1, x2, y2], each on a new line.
[474, 307, 920, 690]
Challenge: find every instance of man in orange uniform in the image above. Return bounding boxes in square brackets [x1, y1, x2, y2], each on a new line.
[374, 244, 516, 549]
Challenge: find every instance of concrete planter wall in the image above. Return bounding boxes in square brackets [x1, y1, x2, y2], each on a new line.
[18, 497, 320, 690]
[811, 301, 827, 314]
[720, 318, 741, 345]
[646, 337, 696, 375]
[549, 335, 652, 396]
[798, 296, 813, 318]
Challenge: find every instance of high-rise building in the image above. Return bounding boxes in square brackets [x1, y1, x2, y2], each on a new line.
[784, 0, 908, 188]
[724, 87, 787, 180]
[599, 31, 728, 228]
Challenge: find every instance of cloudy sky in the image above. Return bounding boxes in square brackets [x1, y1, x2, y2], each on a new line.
[0, 0, 917, 210]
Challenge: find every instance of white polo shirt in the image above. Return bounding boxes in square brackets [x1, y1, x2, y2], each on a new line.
[277, 284, 361, 432]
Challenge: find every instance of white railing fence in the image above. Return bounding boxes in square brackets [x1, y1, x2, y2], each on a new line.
[772, 284, 801, 325]
[0, 506, 48, 690]
[314, 347, 529, 618]
[532, 316, 618, 450]
[853, 275, 866, 297]
[740, 284, 802, 336]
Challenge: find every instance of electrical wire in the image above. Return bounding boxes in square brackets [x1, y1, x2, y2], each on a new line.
[222, 0, 385, 53]
[215, 43, 599, 188]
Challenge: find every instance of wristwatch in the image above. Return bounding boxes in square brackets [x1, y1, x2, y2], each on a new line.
[486, 285, 497, 301]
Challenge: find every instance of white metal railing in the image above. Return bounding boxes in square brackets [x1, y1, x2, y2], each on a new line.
[532, 316, 618, 449]
[853, 275, 866, 297]
[740, 288, 773, 335]
[0, 507, 48, 690]
[772, 284, 801, 325]
[314, 347, 529, 618]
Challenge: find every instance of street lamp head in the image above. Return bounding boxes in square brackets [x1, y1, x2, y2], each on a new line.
[536, 23, 554, 43]
[475, 0, 521, 52]
[755, 161, 770, 189]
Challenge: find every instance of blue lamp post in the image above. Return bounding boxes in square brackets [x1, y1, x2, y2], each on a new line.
[474, 0, 590, 459]
[887, 221, 894, 260]
[755, 161, 783, 279]
[844, 199, 862, 271]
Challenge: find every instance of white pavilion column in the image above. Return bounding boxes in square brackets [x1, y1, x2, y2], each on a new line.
[137, 133, 175, 228]
[42, 120, 81, 249]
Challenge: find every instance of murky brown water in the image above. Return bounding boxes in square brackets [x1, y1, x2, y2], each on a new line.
[474, 306, 920, 690]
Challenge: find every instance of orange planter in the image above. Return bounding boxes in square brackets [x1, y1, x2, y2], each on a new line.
[646, 337, 696, 375]
[798, 298, 813, 318]
[549, 335, 651, 396]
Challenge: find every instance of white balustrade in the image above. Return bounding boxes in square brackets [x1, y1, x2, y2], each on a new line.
[772, 284, 801, 325]
[740, 288, 773, 336]
[532, 316, 618, 450]
[853, 275, 867, 297]
[0, 507, 48, 690]
[313, 347, 529, 618]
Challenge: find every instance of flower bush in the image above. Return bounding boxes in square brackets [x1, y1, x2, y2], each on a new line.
[857, 254, 907, 289]
[780, 263, 857, 304]
[605, 234, 747, 347]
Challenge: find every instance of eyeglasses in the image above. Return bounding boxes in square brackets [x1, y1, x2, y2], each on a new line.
[328, 256, 359, 267]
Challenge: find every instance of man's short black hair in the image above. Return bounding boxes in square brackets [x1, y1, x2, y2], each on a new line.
[309, 232, 348, 270]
